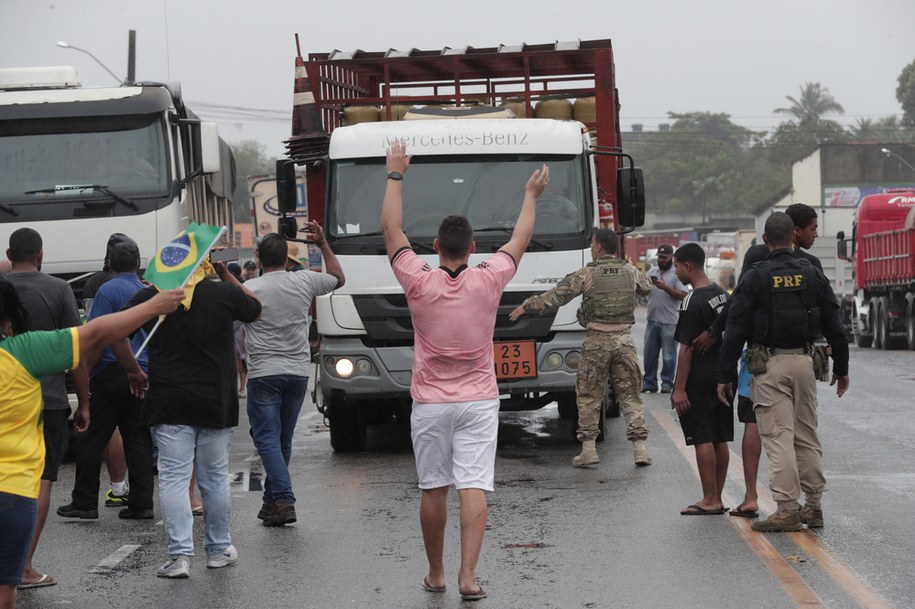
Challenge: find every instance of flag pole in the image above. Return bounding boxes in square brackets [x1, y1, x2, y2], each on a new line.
[133, 226, 228, 358]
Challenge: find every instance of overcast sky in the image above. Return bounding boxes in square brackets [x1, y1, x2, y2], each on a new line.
[4, 0, 913, 159]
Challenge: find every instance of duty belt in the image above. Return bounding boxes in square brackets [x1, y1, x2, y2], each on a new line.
[771, 347, 808, 355]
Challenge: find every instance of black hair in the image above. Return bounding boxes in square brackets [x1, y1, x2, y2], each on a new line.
[593, 228, 619, 254]
[256, 233, 288, 268]
[437, 215, 473, 258]
[785, 203, 818, 230]
[0, 276, 30, 335]
[673, 242, 705, 266]
[8, 228, 42, 263]
[109, 241, 141, 273]
[104, 233, 137, 269]
[764, 212, 795, 247]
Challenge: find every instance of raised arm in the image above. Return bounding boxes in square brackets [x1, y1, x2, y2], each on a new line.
[381, 140, 412, 259]
[77, 289, 184, 358]
[500, 165, 549, 265]
[305, 220, 345, 288]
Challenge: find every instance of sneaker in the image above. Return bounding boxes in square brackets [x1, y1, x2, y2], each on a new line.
[641, 387, 657, 394]
[119, 508, 155, 520]
[156, 555, 190, 579]
[263, 502, 297, 527]
[660, 386, 673, 394]
[57, 503, 99, 519]
[105, 488, 129, 507]
[800, 504, 824, 528]
[751, 510, 803, 532]
[206, 545, 238, 569]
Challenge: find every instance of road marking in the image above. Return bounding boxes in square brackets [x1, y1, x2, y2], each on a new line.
[655, 409, 898, 609]
[90, 544, 141, 574]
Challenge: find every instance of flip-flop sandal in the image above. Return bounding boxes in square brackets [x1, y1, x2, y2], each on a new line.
[730, 504, 759, 518]
[421, 576, 446, 593]
[460, 586, 488, 601]
[18, 573, 57, 589]
[680, 504, 727, 515]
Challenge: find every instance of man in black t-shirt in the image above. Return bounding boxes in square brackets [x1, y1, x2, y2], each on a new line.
[671, 243, 733, 516]
[125, 263, 261, 578]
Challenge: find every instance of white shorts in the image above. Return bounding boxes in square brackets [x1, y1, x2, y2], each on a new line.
[410, 399, 500, 491]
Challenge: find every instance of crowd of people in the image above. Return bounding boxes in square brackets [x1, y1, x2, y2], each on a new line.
[0, 141, 851, 605]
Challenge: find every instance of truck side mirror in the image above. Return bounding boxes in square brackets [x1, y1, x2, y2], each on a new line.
[276, 159, 298, 214]
[616, 167, 645, 228]
[199, 122, 221, 174]
[836, 231, 848, 260]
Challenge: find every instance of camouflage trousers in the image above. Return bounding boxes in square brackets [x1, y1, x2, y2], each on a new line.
[576, 329, 648, 442]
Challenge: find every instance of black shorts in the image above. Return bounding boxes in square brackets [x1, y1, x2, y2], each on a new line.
[679, 388, 734, 446]
[41, 409, 70, 481]
[737, 395, 757, 424]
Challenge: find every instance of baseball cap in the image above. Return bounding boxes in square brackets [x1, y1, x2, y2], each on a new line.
[657, 243, 674, 256]
[243, 260, 257, 270]
[287, 241, 300, 264]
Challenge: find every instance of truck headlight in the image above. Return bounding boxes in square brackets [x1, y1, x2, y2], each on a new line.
[335, 358, 355, 378]
[355, 358, 373, 375]
[545, 352, 564, 369]
[564, 351, 581, 369]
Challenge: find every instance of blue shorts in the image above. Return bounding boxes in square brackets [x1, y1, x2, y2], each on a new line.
[0, 492, 38, 585]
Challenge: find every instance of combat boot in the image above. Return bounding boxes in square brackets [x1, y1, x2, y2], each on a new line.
[799, 504, 824, 528]
[572, 440, 599, 467]
[751, 508, 803, 532]
[632, 440, 651, 466]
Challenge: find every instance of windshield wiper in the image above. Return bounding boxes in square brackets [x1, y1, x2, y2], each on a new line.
[473, 226, 552, 250]
[332, 230, 384, 240]
[24, 184, 138, 211]
[0, 202, 19, 217]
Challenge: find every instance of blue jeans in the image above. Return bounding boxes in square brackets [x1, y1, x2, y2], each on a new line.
[153, 425, 233, 558]
[643, 320, 677, 391]
[246, 375, 308, 505]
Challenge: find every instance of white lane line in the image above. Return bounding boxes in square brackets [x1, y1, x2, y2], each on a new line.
[91, 544, 141, 573]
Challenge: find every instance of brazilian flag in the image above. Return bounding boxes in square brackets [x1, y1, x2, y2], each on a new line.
[144, 223, 223, 290]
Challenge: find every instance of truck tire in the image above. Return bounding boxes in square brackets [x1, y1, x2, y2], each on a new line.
[874, 299, 887, 350]
[907, 301, 915, 351]
[605, 384, 622, 418]
[853, 315, 873, 348]
[328, 398, 366, 452]
[557, 394, 578, 420]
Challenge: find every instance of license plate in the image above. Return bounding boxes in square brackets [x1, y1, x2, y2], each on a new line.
[493, 340, 537, 380]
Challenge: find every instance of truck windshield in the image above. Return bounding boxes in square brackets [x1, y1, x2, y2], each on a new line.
[329, 154, 587, 238]
[0, 115, 168, 205]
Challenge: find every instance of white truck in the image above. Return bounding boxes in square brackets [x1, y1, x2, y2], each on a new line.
[0, 65, 236, 301]
[283, 40, 645, 451]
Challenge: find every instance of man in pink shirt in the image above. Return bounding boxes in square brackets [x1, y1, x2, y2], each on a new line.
[382, 140, 548, 601]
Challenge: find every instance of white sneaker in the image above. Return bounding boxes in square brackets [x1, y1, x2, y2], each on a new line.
[156, 555, 190, 579]
[206, 544, 238, 569]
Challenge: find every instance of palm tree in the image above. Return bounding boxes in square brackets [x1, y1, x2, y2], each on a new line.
[775, 82, 845, 126]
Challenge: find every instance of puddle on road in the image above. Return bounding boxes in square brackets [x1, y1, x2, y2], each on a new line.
[229, 468, 263, 492]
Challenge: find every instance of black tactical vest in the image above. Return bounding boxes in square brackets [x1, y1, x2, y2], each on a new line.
[576, 257, 635, 326]
[751, 257, 820, 348]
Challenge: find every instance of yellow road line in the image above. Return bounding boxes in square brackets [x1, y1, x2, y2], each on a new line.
[655, 409, 898, 609]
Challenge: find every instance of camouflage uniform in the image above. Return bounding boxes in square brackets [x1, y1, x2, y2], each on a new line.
[522, 256, 652, 442]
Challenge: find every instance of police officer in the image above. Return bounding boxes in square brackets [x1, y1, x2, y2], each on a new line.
[717, 212, 849, 532]
[510, 228, 653, 467]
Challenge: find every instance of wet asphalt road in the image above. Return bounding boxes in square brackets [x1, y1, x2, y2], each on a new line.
[16, 307, 915, 609]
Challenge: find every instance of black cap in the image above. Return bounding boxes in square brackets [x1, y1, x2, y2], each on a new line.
[243, 260, 257, 270]
[105, 233, 137, 262]
[657, 243, 674, 255]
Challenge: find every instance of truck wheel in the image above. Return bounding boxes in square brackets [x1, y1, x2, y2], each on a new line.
[874, 299, 887, 350]
[853, 314, 873, 348]
[328, 399, 366, 452]
[557, 394, 578, 420]
[907, 301, 915, 351]
[605, 385, 622, 418]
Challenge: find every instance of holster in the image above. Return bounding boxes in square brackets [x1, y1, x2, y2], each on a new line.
[812, 345, 831, 382]
[746, 343, 770, 375]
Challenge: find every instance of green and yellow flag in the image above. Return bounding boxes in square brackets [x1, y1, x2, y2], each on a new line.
[144, 223, 224, 290]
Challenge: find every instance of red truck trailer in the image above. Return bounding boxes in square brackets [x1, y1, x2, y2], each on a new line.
[840, 191, 915, 350]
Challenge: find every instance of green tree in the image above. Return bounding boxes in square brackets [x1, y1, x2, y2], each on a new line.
[229, 139, 277, 223]
[897, 59, 915, 127]
[774, 82, 845, 126]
